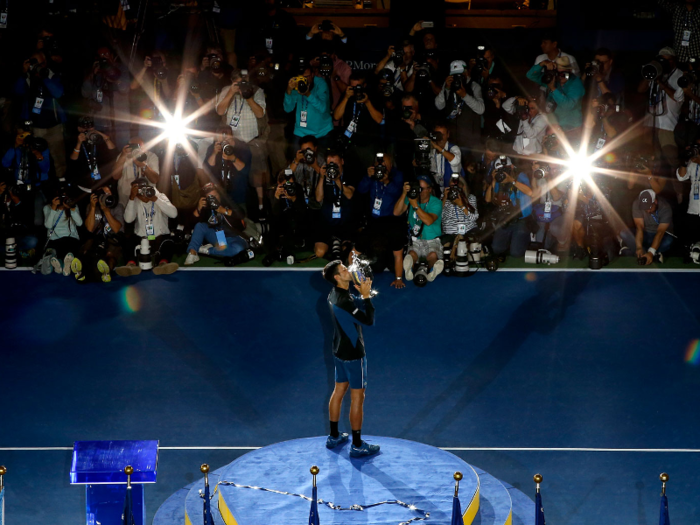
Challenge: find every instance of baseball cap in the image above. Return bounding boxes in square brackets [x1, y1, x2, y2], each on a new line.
[658, 47, 676, 57]
[450, 60, 466, 75]
[639, 189, 656, 211]
[416, 175, 433, 186]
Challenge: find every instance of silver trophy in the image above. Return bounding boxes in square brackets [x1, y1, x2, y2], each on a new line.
[348, 253, 378, 297]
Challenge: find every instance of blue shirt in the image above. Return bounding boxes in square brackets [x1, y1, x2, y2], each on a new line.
[526, 64, 585, 131]
[2, 146, 50, 185]
[494, 172, 532, 218]
[357, 169, 404, 218]
[283, 79, 334, 138]
[14, 71, 66, 128]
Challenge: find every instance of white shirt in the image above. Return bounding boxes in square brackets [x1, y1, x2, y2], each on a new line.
[430, 144, 462, 192]
[116, 150, 160, 207]
[677, 161, 700, 215]
[533, 51, 581, 79]
[124, 190, 178, 238]
[384, 62, 414, 92]
[219, 85, 266, 143]
[435, 80, 485, 115]
[643, 68, 685, 132]
[503, 97, 548, 156]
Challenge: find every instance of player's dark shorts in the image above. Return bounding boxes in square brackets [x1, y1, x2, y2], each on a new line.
[334, 355, 367, 389]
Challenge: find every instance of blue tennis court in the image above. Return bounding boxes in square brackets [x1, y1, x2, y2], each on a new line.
[2, 268, 700, 524]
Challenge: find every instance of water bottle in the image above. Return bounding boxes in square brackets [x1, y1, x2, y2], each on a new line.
[5, 237, 17, 269]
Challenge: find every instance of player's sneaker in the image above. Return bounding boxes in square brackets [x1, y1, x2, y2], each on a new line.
[403, 254, 414, 281]
[349, 441, 380, 458]
[325, 433, 349, 449]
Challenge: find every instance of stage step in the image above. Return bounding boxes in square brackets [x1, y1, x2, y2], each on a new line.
[472, 467, 513, 525]
[152, 482, 195, 525]
[502, 481, 535, 525]
[183, 467, 226, 525]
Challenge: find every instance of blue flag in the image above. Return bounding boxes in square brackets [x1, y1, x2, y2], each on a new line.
[203, 481, 214, 525]
[536, 492, 545, 525]
[450, 495, 462, 525]
[309, 485, 320, 525]
[122, 486, 134, 525]
[659, 494, 670, 525]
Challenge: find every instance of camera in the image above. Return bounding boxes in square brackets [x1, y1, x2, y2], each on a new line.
[206, 194, 219, 210]
[533, 163, 550, 179]
[374, 153, 387, 180]
[642, 56, 669, 81]
[677, 70, 698, 88]
[413, 262, 430, 287]
[78, 116, 94, 130]
[97, 190, 117, 209]
[302, 148, 315, 165]
[415, 62, 431, 82]
[524, 248, 560, 265]
[541, 66, 555, 84]
[516, 101, 530, 120]
[352, 85, 365, 98]
[129, 144, 148, 163]
[406, 182, 421, 200]
[222, 143, 235, 157]
[85, 130, 101, 145]
[150, 56, 167, 80]
[318, 54, 333, 77]
[683, 144, 700, 163]
[283, 171, 297, 197]
[414, 138, 431, 171]
[428, 130, 443, 143]
[207, 54, 222, 72]
[543, 133, 558, 151]
[402, 105, 414, 120]
[494, 169, 508, 184]
[326, 162, 340, 180]
[447, 185, 461, 202]
[137, 185, 156, 199]
[450, 74, 462, 91]
[238, 79, 255, 99]
[472, 45, 488, 74]
[27, 57, 39, 72]
[391, 47, 404, 67]
[190, 80, 200, 94]
[380, 81, 394, 98]
[585, 60, 600, 77]
[319, 19, 333, 31]
[58, 190, 74, 208]
[292, 76, 308, 94]
[486, 86, 499, 99]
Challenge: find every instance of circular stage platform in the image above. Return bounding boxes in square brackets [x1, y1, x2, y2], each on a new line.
[154, 436, 534, 525]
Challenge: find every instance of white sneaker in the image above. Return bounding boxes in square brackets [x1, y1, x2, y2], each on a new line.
[184, 253, 199, 266]
[50, 256, 62, 274]
[63, 253, 74, 276]
[403, 254, 414, 281]
[427, 260, 444, 282]
[198, 244, 213, 255]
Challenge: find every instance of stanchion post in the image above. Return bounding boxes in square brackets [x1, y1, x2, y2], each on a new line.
[534, 474, 543, 493]
[0, 466, 6, 492]
[660, 472, 669, 496]
[201, 464, 210, 488]
[310, 466, 319, 488]
[454, 471, 463, 497]
[124, 466, 133, 489]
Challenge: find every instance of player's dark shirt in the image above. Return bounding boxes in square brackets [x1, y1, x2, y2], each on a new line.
[327, 286, 374, 361]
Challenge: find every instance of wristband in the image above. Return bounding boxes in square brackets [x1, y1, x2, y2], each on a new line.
[648, 247, 657, 255]
[73, 148, 80, 153]
[396, 276, 402, 280]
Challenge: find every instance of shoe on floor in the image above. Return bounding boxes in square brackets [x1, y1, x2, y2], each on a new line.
[153, 261, 179, 275]
[97, 259, 111, 282]
[403, 254, 414, 281]
[198, 244, 213, 255]
[115, 263, 142, 277]
[184, 253, 199, 266]
[349, 440, 380, 458]
[71, 257, 85, 282]
[427, 260, 444, 282]
[326, 433, 349, 449]
[63, 253, 74, 276]
[50, 256, 62, 274]
[41, 249, 57, 275]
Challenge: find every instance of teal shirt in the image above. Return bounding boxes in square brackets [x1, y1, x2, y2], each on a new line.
[283, 79, 334, 138]
[405, 195, 442, 241]
[526, 64, 585, 131]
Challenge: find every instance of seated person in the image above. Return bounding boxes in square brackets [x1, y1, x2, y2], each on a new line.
[265, 170, 309, 265]
[620, 189, 673, 264]
[204, 127, 252, 207]
[42, 188, 83, 276]
[116, 177, 179, 276]
[72, 186, 123, 283]
[184, 183, 249, 265]
[531, 160, 568, 252]
[0, 179, 39, 263]
[353, 153, 406, 288]
[393, 175, 444, 283]
[313, 150, 356, 260]
[112, 137, 160, 207]
[484, 158, 533, 258]
[441, 177, 479, 249]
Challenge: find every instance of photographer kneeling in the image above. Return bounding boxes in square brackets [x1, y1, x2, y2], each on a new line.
[184, 183, 249, 265]
[619, 189, 673, 265]
[264, 171, 309, 265]
[394, 175, 444, 285]
[531, 160, 568, 252]
[484, 158, 533, 258]
[42, 188, 83, 276]
[116, 177, 178, 277]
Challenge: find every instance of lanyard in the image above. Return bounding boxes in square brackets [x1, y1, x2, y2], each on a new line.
[133, 162, 143, 181]
[232, 94, 243, 115]
[143, 202, 155, 226]
[82, 143, 97, 171]
[352, 102, 360, 121]
[48, 210, 65, 239]
[374, 180, 386, 201]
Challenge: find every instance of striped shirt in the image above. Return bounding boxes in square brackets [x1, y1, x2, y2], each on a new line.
[658, 0, 700, 62]
[441, 194, 479, 235]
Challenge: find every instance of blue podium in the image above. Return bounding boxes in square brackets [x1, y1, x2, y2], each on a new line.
[70, 440, 159, 525]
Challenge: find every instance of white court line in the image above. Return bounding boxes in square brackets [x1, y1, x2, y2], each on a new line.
[1, 446, 699, 453]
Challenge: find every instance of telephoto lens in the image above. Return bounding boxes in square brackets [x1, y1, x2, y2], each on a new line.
[5, 237, 17, 269]
[303, 148, 315, 164]
[98, 193, 117, 209]
[413, 262, 430, 287]
[447, 186, 460, 202]
[352, 85, 364, 98]
[206, 194, 219, 210]
[541, 68, 555, 84]
[407, 182, 421, 200]
[222, 143, 235, 157]
[296, 78, 308, 94]
[326, 162, 340, 179]
[524, 249, 560, 265]
[495, 170, 507, 184]
[454, 240, 470, 275]
[533, 165, 549, 179]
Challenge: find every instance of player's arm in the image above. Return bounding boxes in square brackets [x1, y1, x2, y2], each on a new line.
[339, 292, 375, 326]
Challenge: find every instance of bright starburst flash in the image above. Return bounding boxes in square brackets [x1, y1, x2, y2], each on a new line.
[160, 112, 190, 145]
[563, 151, 595, 186]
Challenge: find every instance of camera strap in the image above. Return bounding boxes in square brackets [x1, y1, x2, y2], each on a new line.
[82, 143, 101, 180]
[143, 202, 156, 239]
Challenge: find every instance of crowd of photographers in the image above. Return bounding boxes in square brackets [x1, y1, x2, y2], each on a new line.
[4, 3, 700, 286]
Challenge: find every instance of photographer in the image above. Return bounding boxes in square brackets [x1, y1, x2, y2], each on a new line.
[196, 44, 234, 132]
[638, 47, 684, 203]
[585, 48, 625, 103]
[0, 179, 38, 263]
[287, 136, 325, 209]
[482, 76, 519, 144]
[658, 0, 700, 63]
[15, 51, 67, 180]
[531, 161, 568, 252]
[1, 123, 50, 227]
[184, 183, 248, 265]
[42, 188, 82, 276]
[112, 137, 160, 207]
[333, 71, 383, 168]
[68, 116, 117, 186]
[533, 33, 581, 83]
[620, 190, 674, 264]
[441, 179, 479, 241]
[311, 44, 351, 112]
[284, 63, 334, 145]
[217, 69, 268, 213]
[116, 178, 178, 277]
[129, 51, 175, 141]
[313, 150, 356, 260]
[526, 57, 585, 142]
[204, 127, 251, 206]
[72, 187, 123, 283]
[81, 47, 130, 148]
[354, 153, 406, 289]
[583, 93, 632, 152]
[435, 60, 485, 160]
[502, 97, 547, 156]
[265, 170, 309, 264]
[394, 175, 444, 283]
[305, 19, 348, 45]
[675, 146, 700, 243]
[427, 122, 464, 195]
[484, 158, 533, 258]
[374, 41, 417, 94]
